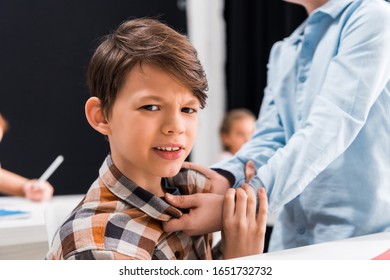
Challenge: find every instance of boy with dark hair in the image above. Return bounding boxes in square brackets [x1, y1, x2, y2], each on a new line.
[46, 18, 267, 260]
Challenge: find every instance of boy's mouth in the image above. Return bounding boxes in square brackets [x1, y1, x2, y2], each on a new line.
[153, 145, 185, 160]
[156, 146, 181, 152]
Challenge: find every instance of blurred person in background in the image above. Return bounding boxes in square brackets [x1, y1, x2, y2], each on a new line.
[217, 108, 256, 162]
[0, 113, 53, 202]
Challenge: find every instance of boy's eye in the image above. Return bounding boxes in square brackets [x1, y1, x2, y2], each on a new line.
[182, 107, 197, 114]
[141, 105, 159, 111]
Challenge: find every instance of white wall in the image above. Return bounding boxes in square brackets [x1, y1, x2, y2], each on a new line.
[186, 0, 226, 166]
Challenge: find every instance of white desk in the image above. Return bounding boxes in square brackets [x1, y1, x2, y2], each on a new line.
[238, 231, 390, 260]
[0, 194, 83, 260]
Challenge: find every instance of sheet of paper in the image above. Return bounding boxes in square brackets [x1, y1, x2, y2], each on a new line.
[0, 209, 31, 220]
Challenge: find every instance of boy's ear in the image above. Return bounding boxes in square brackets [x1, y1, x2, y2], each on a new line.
[85, 97, 111, 136]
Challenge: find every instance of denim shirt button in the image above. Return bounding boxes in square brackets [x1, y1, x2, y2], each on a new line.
[297, 227, 306, 235]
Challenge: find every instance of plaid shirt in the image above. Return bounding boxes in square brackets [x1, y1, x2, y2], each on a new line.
[46, 155, 215, 260]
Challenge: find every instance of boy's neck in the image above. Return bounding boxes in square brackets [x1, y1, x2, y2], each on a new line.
[147, 182, 166, 197]
[132, 176, 166, 197]
[109, 155, 166, 197]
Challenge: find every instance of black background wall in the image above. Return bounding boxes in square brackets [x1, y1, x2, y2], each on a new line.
[0, 0, 186, 195]
[1, 0, 307, 196]
[224, 0, 307, 115]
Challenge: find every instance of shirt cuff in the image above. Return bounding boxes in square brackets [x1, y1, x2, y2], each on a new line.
[212, 168, 236, 187]
[248, 175, 265, 192]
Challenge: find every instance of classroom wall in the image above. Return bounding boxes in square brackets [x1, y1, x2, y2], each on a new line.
[0, 0, 187, 195]
[186, 0, 226, 166]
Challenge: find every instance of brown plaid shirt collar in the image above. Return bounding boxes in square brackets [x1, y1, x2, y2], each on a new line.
[46, 154, 214, 260]
[100, 155, 183, 222]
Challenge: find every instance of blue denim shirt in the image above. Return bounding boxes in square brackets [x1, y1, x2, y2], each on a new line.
[213, 0, 390, 251]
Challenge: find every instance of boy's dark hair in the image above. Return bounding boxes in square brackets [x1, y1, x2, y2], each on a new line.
[87, 18, 208, 117]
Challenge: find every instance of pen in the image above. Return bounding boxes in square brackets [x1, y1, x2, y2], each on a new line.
[36, 155, 64, 185]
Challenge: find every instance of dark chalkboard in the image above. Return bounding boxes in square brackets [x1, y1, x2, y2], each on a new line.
[0, 0, 187, 194]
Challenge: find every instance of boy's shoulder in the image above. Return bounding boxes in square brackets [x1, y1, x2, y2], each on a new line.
[167, 168, 211, 195]
[46, 167, 214, 260]
[47, 180, 166, 260]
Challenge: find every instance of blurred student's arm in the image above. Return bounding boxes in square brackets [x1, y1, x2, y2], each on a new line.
[0, 168, 53, 201]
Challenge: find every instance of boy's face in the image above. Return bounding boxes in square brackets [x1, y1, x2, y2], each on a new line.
[106, 63, 200, 186]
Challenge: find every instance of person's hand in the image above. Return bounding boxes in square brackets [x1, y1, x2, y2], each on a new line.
[163, 161, 231, 235]
[163, 161, 258, 236]
[23, 179, 54, 202]
[222, 184, 268, 259]
[163, 192, 225, 235]
[182, 162, 230, 194]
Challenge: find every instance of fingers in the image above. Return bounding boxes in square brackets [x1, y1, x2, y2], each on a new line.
[242, 184, 256, 221]
[235, 187, 248, 221]
[224, 184, 263, 224]
[256, 187, 268, 226]
[164, 193, 199, 209]
[222, 184, 268, 259]
[164, 193, 225, 235]
[182, 161, 231, 195]
[182, 161, 214, 179]
[23, 180, 54, 202]
[223, 188, 236, 220]
[223, 184, 255, 220]
[162, 214, 191, 233]
[244, 160, 256, 183]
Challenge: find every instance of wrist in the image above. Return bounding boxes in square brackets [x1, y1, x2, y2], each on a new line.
[212, 168, 235, 187]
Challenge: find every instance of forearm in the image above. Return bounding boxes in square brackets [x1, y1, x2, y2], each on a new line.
[0, 169, 28, 196]
[212, 87, 284, 191]
[208, 169, 231, 194]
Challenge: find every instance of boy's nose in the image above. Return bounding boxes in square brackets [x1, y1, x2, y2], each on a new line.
[161, 115, 185, 135]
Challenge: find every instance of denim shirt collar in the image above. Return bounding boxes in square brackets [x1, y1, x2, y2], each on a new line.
[286, 0, 355, 45]
[314, 0, 355, 19]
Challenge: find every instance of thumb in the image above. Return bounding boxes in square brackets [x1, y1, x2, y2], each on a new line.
[245, 160, 256, 183]
[164, 193, 198, 209]
[162, 214, 191, 233]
